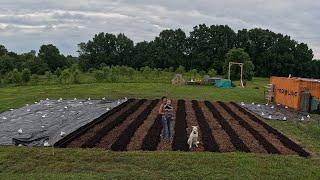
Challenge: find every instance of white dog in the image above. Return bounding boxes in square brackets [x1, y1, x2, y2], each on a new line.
[187, 126, 199, 149]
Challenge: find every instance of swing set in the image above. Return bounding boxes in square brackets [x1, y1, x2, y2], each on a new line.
[228, 62, 244, 88]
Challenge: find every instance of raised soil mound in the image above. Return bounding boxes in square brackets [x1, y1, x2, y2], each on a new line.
[54, 99, 310, 157]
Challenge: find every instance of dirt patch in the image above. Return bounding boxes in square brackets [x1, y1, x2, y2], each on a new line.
[172, 100, 189, 151]
[81, 99, 146, 148]
[231, 102, 310, 157]
[127, 101, 162, 151]
[59, 99, 309, 157]
[218, 102, 279, 154]
[184, 101, 204, 151]
[95, 100, 150, 149]
[112, 99, 160, 151]
[227, 103, 296, 155]
[66, 99, 137, 148]
[191, 100, 219, 152]
[204, 101, 250, 152]
[199, 101, 235, 152]
[212, 102, 267, 153]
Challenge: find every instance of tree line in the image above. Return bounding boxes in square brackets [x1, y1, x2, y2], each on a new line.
[0, 44, 76, 75]
[78, 24, 320, 78]
[1, 24, 320, 82]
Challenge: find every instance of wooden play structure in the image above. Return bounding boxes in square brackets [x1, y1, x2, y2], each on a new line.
[228, 62, 244, 88]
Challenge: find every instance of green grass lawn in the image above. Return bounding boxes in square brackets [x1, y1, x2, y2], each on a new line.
[0, 77, 267, 112]
[1, 77, 320, 179]
[1, 147, 320, 179]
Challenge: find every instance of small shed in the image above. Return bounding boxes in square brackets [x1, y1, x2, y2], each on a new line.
[270, 76, 320, 112]
[203, 76, 221, 85]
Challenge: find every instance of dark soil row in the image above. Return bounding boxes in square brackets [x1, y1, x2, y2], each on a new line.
[172, 100, 189, 151]
[184, 101, 204, 151]
[191, 100, 219, 152]
[127, 101, 162, 150]
[230, 102, 310, 157]
[199, 102, 236, 152]
[218, 102, 280, 154]
[214, 102, 266, 153]
[96, 100, 152, 149]
[227, 103, 295, 155]
[204, 101, 251, 152]
[56, 98, 309, 157]
[140, 114, 162, 151]
[81, 99, 146, 148]
[111, 99, 160, 151]
[56, 99, 135, 147]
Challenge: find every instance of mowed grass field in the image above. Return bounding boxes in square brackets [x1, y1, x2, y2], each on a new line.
[0, 78, 267, 112]
[1, 77, 320, 179]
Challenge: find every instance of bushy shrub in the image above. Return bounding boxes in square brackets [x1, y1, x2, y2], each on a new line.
[153, 68, 161, 77]
[72, 69, 81, 84]
[119, 66, 135, 76]
[243, 61, 255, 81]
[54, 68, 62, 77]
[30, 74, 39, 85]
[59, 69, 72, 84]
[68, 64, 81, 84]
[110, 66, 120, 82]
[88, 68, 96, 73]
[45, 71, 52, 80]
[175, 65, 186, 74]
[21, 68, 31, 83]
[208, 68, 217, 77]
[94, 70, 105, 81]
[6, 69, 22, 84]
[0, 74, 4, 85]
[99, 63, 107, 68]
[199, 70, 206, 76]
[70, 64, 79, 72]
[101, 66, 112, 82]
[189, 69, 198, 78]
[141, 66, 152, 78]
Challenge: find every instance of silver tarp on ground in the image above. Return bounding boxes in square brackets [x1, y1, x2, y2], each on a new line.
[0, 98, 126, 146]
[241, 102, 308, 121]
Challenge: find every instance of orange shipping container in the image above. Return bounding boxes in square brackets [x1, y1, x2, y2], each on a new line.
[270, 77, 320, 110]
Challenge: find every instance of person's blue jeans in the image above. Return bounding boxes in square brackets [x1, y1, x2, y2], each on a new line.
[161, 114, 172, 139]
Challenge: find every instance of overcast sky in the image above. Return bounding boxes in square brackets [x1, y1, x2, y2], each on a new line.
[0, 0, 319, 59]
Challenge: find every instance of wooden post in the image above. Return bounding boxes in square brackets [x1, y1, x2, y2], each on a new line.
[240, 64, 244, 88]
[228, 62, 244, 88]
[228, 62, 231, 80]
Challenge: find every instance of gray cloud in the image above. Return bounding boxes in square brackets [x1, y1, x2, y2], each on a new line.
[0, 0, 319, 58]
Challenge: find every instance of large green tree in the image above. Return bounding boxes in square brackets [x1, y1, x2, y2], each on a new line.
[236, 28, 314, 77]
[0, 55, 15, 75]
[132, 41, 153, 68]
[115, 33, 134, 66]
[151, 29, 187, 69]
[24, 50, 48, 74]
[224, 48, 254, 80]
[78, 33, 134, 70]
[38, 44, 66, 72]
[188, 24, 236, 73]
[0, 44, 8, 56]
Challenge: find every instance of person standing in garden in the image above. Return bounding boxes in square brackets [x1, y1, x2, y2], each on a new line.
[164, 99, 174, 140]
[159, 96, 173, 141]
